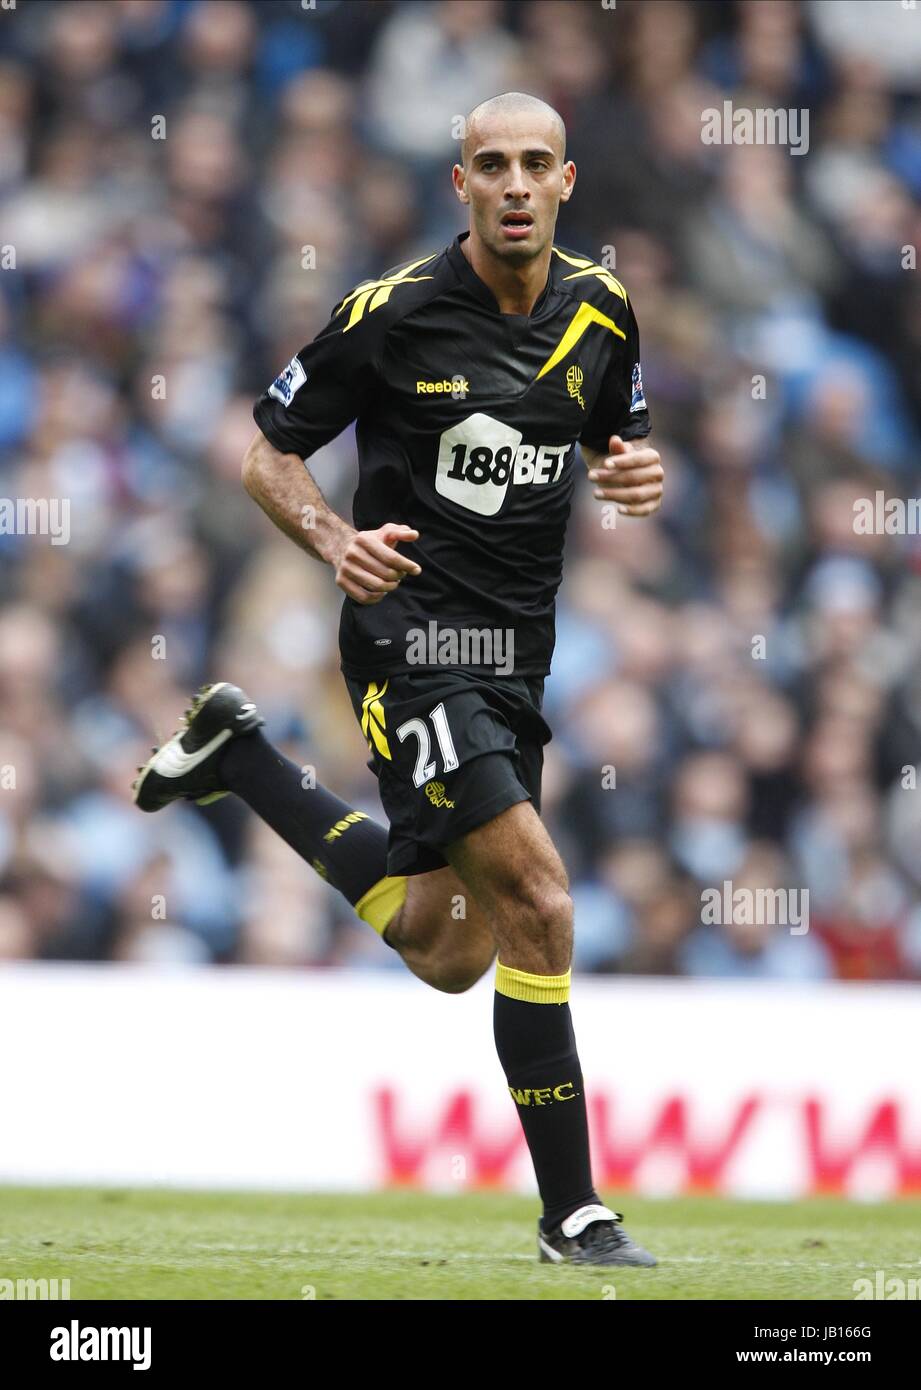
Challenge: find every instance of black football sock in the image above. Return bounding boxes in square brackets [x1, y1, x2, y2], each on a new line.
[217, 730, 405, 937]
[494, 962, 600, 1231]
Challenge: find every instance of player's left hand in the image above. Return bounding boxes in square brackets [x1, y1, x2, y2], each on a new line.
[587, 435, 663, 516]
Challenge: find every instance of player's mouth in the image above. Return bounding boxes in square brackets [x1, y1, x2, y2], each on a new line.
[500, 211, 534, 240]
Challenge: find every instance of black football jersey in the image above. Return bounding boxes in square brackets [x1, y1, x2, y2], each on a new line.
[253, 232, 651, 678]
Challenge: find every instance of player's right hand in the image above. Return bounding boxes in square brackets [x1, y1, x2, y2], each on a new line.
[333, 523, 422, 605]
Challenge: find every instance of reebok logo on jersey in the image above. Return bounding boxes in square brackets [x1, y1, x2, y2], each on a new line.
[417, 378, 469, 395]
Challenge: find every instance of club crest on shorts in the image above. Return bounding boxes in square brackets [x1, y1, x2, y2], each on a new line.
[268, 355, 308, 408]
[425, 780, 455, 809]
[630, 361, 646, 413]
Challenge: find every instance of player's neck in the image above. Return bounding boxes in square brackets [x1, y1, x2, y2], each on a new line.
[461, 232, 551, 317]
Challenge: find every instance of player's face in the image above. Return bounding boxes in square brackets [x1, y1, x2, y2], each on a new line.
[454, 113, 575, 265]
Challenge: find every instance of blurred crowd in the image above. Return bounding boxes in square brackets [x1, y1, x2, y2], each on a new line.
[2, 0, 921, 979]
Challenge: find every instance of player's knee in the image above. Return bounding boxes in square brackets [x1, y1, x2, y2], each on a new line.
[425, 940, 496, 994]
[521, 880, 572, 936]
[498, 880, 573, 969]
[386, 898, 496, 994]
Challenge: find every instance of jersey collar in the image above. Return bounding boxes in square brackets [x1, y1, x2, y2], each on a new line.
[447, 232, 553, 318]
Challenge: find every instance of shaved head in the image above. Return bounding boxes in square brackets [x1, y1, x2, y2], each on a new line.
[452, 88, 575, 292]
[462, 91, 566, 168]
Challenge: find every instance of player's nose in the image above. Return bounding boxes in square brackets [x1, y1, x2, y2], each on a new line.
[504, 165, 530, 200]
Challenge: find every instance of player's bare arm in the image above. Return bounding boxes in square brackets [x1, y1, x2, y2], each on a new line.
[241, 430, 421, 604]
[582, 433, 664, 517]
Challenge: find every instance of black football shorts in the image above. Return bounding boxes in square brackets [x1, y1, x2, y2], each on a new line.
[343, 667, 552, 876]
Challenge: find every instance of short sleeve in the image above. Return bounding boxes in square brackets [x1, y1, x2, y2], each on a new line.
[252, 304, 380, 460]
[579, 297, 651, 455]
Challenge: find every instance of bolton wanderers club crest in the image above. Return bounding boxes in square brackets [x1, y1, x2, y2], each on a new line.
[566, 365, 585, 409]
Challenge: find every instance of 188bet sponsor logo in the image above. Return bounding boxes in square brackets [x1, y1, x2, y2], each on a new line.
[436, 413, 570, 516]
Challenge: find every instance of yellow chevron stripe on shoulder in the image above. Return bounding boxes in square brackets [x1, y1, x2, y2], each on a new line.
[552, 246, 627, 303]
[335, 254, 438, 332]
[553, 247, 594, 270]
[535, 301, 625, 382]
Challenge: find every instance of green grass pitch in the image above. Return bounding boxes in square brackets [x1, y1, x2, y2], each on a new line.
[1, 1188, 919, 1300]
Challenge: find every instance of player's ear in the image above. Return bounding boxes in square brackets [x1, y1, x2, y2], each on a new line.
[559, 161, 576, 203]
[452, 164, 469, 204]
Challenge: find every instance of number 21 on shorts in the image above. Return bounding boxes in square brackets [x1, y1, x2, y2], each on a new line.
[396, 703, 459, 787]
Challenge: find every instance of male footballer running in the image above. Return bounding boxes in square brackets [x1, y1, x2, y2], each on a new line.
[134, 92, 664, 1267]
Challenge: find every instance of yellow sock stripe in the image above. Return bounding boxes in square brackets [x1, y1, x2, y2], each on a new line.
[355, 875, 407, 935]
[495, 961, 571, 1004]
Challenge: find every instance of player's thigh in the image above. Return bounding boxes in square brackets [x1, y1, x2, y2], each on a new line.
[443, 800, 573, 969]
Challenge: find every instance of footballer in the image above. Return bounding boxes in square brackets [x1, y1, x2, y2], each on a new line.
[134, 92, 664, 1267]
